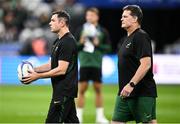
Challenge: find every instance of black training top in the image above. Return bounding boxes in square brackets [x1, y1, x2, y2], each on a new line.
[51, 32, 78, 100]
[118, 28, 157, 98]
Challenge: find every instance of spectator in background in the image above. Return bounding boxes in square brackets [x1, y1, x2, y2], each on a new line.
[18, 17, 50, 56]
[2, 10, 18, 41]
[75, 7, 111, 123]
[63, 0, 85, 34]
[19, 38, 48, 56]
[0, 0, 86, 56]
[18, 18, 44, 43]
[1, 0, 28, 42]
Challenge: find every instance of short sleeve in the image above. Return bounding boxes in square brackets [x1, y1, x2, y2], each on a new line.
[134, 33, 152, 59]
[58, 40, 74, 62]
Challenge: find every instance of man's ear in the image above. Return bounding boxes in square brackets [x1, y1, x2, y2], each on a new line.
[59, 20, 66, 27]
[133, 16, 138, 23]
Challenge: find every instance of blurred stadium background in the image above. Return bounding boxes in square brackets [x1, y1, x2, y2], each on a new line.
[0, 0, 180, 123]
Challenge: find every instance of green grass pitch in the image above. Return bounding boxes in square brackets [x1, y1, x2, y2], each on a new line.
[0, 84, 180, 123]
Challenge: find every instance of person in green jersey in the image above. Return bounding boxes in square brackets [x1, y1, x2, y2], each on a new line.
[75, 7, 111, 123]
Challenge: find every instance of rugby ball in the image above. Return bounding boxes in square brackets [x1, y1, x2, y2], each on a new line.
[17, 61, 33, 84]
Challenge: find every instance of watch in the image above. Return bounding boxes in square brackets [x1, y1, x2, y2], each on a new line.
[129, 82, 136, 88]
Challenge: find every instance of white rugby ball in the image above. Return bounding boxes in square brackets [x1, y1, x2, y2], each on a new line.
[17, 61, 33, 83]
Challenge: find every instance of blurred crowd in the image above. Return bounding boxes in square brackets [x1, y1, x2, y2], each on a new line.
[0, 0, 85, 56]
[0, 0, 180, 55]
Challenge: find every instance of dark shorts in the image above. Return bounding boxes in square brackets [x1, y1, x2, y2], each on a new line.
[112, 96, 156, 123]
[45, 96, 79, 123]
[79, 67, 102, 82]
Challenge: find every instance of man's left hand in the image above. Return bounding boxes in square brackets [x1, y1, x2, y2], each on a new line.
[120, 83, 134, 98]
[22, 70, 39, 84]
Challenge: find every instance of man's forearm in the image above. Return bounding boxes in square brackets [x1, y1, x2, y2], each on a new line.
[38, 67, 66, 79]
[34, 63, 51, 73]
[130, 57, 151, 85]
[130, 64, 150, 85]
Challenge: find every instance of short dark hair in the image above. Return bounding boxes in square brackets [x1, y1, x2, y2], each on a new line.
[87, 7, 99, 16]
[52, 10, 70, 26]
[123, 5, 143, 25]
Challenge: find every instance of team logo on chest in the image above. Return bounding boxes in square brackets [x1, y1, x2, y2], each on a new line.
[126, 42, 132, 48]
[52, 46, 58, 55]
[55, 46, 58, 51]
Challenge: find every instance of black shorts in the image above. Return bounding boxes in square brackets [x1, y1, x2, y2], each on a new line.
[79, 67, 102, 82]
[45, 96, 79, 123]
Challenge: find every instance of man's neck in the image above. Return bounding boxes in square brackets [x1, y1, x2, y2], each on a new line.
[127, 24, 140, 36]
[58, 27, 70, 39]
[92, 22, 98, 27]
